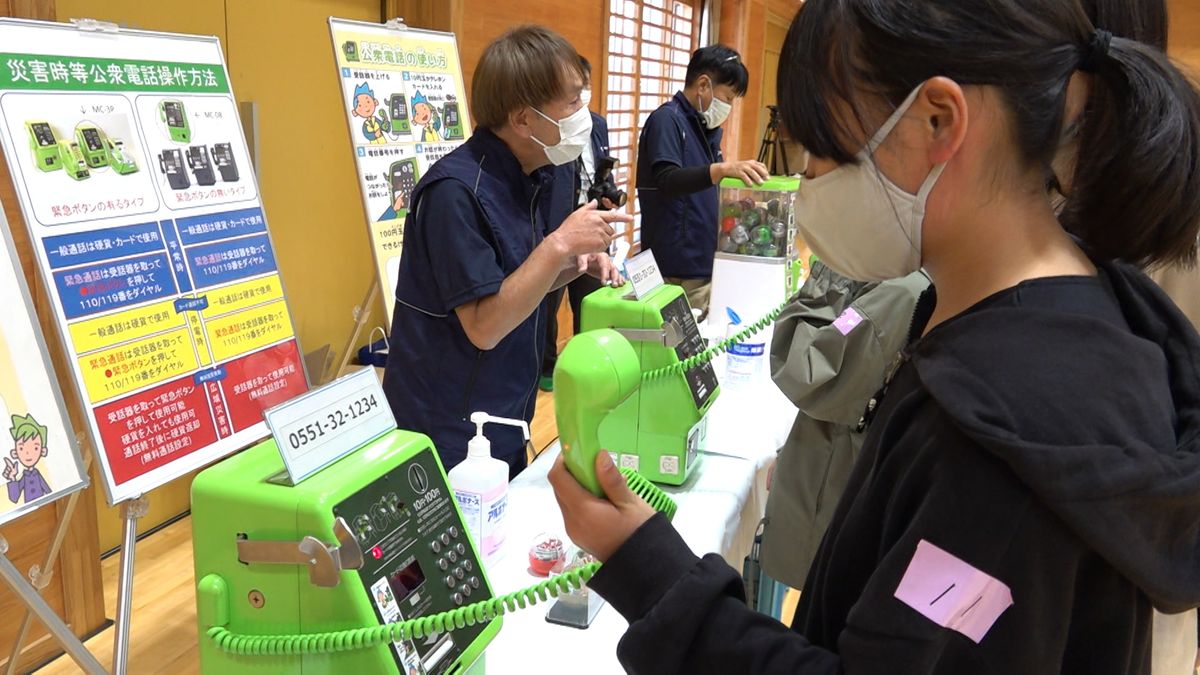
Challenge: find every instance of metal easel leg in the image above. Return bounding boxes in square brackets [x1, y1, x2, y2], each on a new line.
[111, 495, 149, 675]
[0, 535, 106, 675]
[4, 489, 85, 675]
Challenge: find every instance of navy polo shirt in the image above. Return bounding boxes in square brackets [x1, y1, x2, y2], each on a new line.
[637, 92, 724, 279]
[383, 128, 572, 473]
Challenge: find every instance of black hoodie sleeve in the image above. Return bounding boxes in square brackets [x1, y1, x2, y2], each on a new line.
[588, 514, 841, 674]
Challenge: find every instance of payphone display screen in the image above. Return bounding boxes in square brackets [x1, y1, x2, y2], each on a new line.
[162, 150, 183, 172]
[164, 101, 184, 128]
[212, 143, 231, 163]
[30, 122, 55, 147]
[80, 127, 104, 152]
[188, 146, 210, 167]
[662, 295, 718, 409]
[334, 447, 490, 675]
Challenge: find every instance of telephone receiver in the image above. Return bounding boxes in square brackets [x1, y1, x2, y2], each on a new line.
[553, 329, 641, 496]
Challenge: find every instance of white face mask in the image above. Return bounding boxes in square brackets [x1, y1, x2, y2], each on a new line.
[795, 85, 946, 282]
[532, 105, 592, 166]
[581, 88, 592, 106]
[697, 86, 732, 129]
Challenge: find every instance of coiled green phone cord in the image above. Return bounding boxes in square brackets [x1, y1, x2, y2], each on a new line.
[620, 466, 676, 519]
[642, 298, 791, 382]
[205, 468, 675, 657]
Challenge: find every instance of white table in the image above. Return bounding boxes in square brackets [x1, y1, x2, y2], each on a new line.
[480, 373, 797, 673]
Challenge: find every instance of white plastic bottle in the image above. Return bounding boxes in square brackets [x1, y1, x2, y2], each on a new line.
[724, 307, 766, 387]
[449, 412, 529, 568]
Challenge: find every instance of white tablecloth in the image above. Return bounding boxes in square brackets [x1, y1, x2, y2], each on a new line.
[480, 373, 797, 674]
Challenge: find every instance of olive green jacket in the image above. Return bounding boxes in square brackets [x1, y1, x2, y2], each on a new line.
[760, 263, 929, 588]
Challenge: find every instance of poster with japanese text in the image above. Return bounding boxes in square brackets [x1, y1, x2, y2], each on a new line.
[329, 18, 472, 323]
[0, 211, 87, 526]
[0, 19, 308, 503]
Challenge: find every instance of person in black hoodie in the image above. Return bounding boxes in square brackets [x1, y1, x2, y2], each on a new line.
[547, 0, 1200, 672]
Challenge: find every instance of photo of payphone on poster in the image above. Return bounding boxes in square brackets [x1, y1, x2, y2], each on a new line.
[330, 18, 472, 323]
[0, 216, 88, 526]
[0, 19, 309, 504]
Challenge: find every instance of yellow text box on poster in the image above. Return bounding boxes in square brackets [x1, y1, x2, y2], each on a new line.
[199, 274, 286, 319]
[68, 300, 185, 354]
[205, 300, 295, 362]
[77, 328, 198, 403]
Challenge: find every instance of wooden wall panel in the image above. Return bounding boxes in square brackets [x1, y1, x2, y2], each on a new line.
[457, 1, 606, 104]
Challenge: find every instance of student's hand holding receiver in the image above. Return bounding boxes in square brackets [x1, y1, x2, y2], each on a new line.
[711, 159, 769, 186]
[549, 451, 655, 561]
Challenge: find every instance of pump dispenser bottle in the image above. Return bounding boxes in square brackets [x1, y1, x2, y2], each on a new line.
[449, 412, 530, 568]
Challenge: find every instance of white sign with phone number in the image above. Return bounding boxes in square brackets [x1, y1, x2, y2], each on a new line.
[624, 249, 665, 300]
[264, 367, 396, 484]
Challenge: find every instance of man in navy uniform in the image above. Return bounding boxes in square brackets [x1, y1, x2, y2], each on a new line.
[383, 27, 631, 477]
[637, 45, 768, 317]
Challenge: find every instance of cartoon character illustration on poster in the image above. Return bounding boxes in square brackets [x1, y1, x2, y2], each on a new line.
[352, 83, 391, 145]
[4, 413, 51, 505]
[410, 91, 443, 143]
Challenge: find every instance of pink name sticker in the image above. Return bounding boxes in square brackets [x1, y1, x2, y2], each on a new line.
[894, 540, 1014, 644]
[832, 307, 865, 336]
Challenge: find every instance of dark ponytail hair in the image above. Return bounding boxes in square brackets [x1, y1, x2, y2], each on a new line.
[779, 0, 1200, 267]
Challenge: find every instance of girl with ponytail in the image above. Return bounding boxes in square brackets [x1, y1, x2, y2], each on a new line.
[549, 1, 1200, 672]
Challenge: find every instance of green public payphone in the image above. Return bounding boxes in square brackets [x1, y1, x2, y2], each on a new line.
[578, 283, 719, 485]
[192, 431, 502, 674]
[442, 97, 464, 141]
[57, 141, 90, 180]
[104, 137, 139, 175]
[389, 94, 412, 134]
[160, 99, 191, 143]
[25, 120, 61, 172]
[74, 124, 108, 169]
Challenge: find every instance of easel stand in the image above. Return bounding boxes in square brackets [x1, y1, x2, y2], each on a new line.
[336, 277, 381, 380]
[112, 495, 148, 675]
[0, 535, 105, 674]
[5, 492, 85, 674]
[6, 449, 94, 675]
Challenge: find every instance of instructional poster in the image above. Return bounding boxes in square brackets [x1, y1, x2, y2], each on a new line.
[0, 19, 308, 503]
[0, 215, 87, 526]
[329, 18, 472, 323]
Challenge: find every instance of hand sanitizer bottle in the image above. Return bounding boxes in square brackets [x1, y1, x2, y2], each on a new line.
[449, 412, 530, 568]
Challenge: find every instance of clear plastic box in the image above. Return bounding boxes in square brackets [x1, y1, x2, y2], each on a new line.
[717, 176, 801, 261]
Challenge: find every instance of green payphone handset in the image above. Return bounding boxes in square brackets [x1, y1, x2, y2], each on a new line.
[25, 121, 61, 172]
[74, 124, 109, 169]
[104, 137, 139, 175]
[553, 330, 641, 496]
[389, 94, 412, 134]
[57, 141, 90, 180]
[343, 40, 360, 62]
[442, 97, 464, 141]
[160, 99, 191, 143]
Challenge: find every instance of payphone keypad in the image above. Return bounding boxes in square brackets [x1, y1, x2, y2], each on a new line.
[334, 447, 491, 675]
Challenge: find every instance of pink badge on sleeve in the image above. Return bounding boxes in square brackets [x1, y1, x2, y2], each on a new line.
[832, 307, 864, 336]
[894, 540, 1014, 644]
